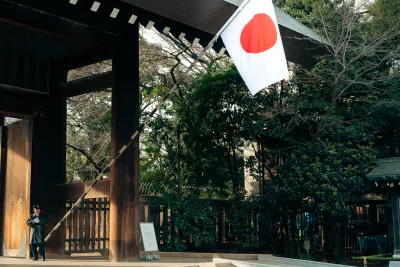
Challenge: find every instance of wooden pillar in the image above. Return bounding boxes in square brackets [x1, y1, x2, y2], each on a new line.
[30, 61, 67, 256]
[0, 114, 5, 254]
[391, 194, 400, 257]
[109, 24, 140, 262]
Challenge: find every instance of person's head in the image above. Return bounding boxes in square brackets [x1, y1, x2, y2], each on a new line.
[32, 205, 41, 215]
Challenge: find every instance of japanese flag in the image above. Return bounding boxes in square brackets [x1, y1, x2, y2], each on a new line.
[221, 0, 289, 95]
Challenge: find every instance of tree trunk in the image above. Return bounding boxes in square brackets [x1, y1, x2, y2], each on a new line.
[226, 144, 237, 193]
[230, 139, 239, 191]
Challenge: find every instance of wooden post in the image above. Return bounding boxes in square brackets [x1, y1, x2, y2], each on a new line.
[391, 194, 400, 257]
[109, 24, 140, 262]
[0, 114, 5, 254]
[30, 61, 67, 257]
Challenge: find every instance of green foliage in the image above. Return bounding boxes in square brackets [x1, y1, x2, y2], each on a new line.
[152, 194, 217, 251]
[275, 124, 376, 216]
[227, 195, 268, 252]
[64, 0, 399, 261]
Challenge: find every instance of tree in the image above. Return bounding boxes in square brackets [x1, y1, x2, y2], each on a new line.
[66, 27, 216, 182]
[266, 124, 375, 261]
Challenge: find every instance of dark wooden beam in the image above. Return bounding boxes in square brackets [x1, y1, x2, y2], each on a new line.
[0, 1, 118, 49]
[109, 25, 140, 262]
[59, 71, 112, 98]
[6, 0, 123, 36]
[56, 180, 111, 200]
[7, 0, 219, 50]
[0, 83, 48, 96]
[0, 84, 48, 115]
[55, 49, 112, 72]
[0, 91, 48, 116]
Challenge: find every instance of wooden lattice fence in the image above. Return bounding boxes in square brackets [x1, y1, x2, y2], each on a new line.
[65, 198, 109, 254]
[63, 196, 390, 256]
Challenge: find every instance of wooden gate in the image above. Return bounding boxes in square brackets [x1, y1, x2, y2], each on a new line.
[1, 119, 33, 258]
[65, 198, 110, 254]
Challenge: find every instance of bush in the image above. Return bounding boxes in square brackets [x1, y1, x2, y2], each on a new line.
[152, 194, 218, 251]
[227, 194, 269, 252]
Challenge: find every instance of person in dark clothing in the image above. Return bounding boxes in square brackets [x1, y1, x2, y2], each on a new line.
[26, 205, 48, 261]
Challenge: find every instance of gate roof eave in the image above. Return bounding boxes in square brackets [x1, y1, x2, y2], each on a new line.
[6, 0, 326, 67]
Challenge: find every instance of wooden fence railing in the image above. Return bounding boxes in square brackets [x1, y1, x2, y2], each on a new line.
[64, 196, 230, 254]
[62, 194, 390, 256]
[65, 198, 109, 254]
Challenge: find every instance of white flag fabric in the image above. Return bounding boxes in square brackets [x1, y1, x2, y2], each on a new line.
[221, 0, 289, 95]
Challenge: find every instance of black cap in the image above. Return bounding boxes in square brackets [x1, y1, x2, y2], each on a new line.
[32, 205, 41, 210]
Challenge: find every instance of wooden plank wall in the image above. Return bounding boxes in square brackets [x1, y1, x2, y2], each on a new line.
[2, 119, 32, 256]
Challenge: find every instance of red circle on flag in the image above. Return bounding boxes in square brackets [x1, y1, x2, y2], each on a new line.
[240, 13, 277, 54]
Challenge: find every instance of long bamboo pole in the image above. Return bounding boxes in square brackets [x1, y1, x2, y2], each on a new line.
[44, 0, 252, 242]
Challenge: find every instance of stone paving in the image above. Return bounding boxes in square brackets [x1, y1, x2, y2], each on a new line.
[0, 256, 307, 267]
[0, 256, 209, 267]
[0, 255, 354, 267]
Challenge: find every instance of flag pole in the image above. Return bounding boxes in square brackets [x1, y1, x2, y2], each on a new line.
[216, 0, 252, 37]
[44, 0, 253, 243]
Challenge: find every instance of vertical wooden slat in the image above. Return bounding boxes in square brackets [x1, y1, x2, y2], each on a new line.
[63, 202, 67, 252]
[64, 201, 68, 252]
[91, 199, 96, 250]
[144, 204, 149, 223]
[80, 199, 85, 250]
[78, 200, 84, 251]
[163, 205, 168, 223]
[218, 208, 223, 246]
[97, 198, 102, 250]
[71, 202, 74, 251]
[153, 204, 161, 242]
[140, 202, 145, 222]
[212, 206, 217, 244]
[64, 202, 67, 251]
[103, 197, 107, 249]
[154, 204, 160, 226]
[85, 199, 90, 250]
[148, 202, 154, 223]
[73, 201, 78, 251]
[163, 205, 169, 245]
[107, 199, 110, 248]
[68, 201, 72, 251]
[222, 208, 226, 243]
[84, 199, 89, 250]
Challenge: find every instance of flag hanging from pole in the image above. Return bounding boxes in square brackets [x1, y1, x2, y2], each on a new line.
[221, 0, 289, 95]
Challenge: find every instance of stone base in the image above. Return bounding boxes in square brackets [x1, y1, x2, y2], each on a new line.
[390, 262, 400, 267]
